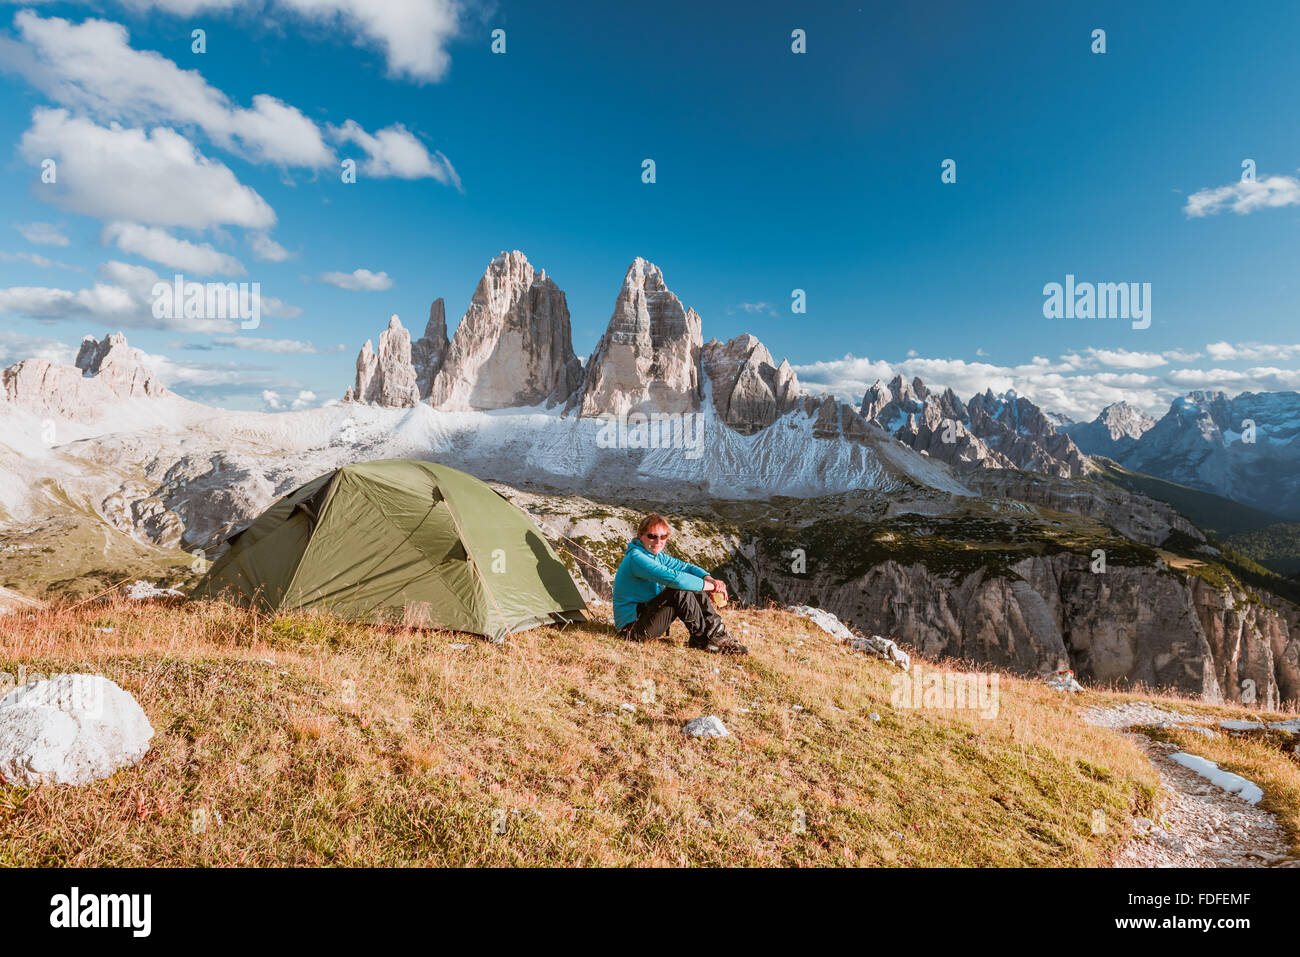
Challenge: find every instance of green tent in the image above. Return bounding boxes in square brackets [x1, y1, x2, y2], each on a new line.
[191, 459, 587, 639]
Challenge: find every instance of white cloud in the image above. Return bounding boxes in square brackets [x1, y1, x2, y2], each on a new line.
[259, 387, 315, 410]
[0, 259, 301, 332]
[330, 120, 461, 186]
[1205, 341, 1300, 362]
[1162, 348, 1202, 363]
[792, 345, 1300, 423]
[0, 281, 137, 323]
[272, 0, 461, 83]
[7, 1, 461, 83]
[5, 10, 335, 167]
[319, 268, 392, 291]
[1184, 171, 1300, 217]
[19, 108, 277, 230]
[15, 221, 69, 246]
[211, 336, 327, 354]
[101, 221, 246, 276]
[0, 250, 76, 270]
[727, 302, 777, 317]
[0, 329, 76, 368]
[3, 11, 464, 185]
[261, 296, 304, 319]
[249, 232, 291, 262]
[1078, 347, 1168, 369]
[113, 0, 463, 82]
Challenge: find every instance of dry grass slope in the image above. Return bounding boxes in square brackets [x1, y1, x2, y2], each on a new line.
[0, 596, 1290, 867]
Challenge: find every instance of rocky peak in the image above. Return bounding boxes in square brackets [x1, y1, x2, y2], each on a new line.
[2, 330, 170, 422]
[579, 257, 702, 417]
[71, 332, 166, 397]
[412, 298, 449, 400]
[966, 390, 1088, 477]
[702, 333, 802, 434]
[352, 315, 420, 408]
[861, 379, 893, 421]
[861, 376, 1087, 477]
[1095, 401, 1156, 441]
[430, 250, 583, 411]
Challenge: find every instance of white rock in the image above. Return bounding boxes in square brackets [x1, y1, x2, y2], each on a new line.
[124, 580, 185, 600]
[1043, 669, 1085, 692]
[1168, 752, 1264, 805]
[682, 716, 729, 738]
[620, 703, 636, 713]
[0, 674, 154, 786]
[786, 605, 910, 670]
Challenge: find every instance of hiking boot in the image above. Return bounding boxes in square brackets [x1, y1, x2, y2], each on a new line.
[688, 633, 749, 655]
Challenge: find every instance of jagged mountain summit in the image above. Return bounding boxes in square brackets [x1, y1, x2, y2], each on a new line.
[431, 250, 583, 411]
[578, 256, 703, 417]
[702, 334, 802, 434]
[1, 331, 171, 422]
[1061, 401, 1156, 459]
[859, 377, 1089, 478]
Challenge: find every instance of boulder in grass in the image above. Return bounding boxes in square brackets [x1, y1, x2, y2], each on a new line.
[682, 716, 729, 738]
[125, 580, 185, 602]
[0, 675, 153, 786]
[786, 605, 910, 671]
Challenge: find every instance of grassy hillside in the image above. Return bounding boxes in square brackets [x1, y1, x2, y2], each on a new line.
[1, 595, 1295, 867]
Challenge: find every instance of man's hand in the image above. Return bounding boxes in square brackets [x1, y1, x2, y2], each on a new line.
[703, 576, 728, 597]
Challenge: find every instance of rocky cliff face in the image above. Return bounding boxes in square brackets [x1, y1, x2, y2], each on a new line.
[430, 251, 583, 411]
[2, 331, 170, 421]
[729, 544, 1299, 708]
[412, 298, 449, 400]
[860, 377, 1089, 476]
[346, 302, 450, 406]
[702, 334, 801, 433]
[579, 257, 702, 417]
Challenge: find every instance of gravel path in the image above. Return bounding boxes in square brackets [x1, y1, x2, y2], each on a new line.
[1082, 702, 1295, 868]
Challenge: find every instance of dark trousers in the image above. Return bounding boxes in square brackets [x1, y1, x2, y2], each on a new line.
[620, 588, 726, 643]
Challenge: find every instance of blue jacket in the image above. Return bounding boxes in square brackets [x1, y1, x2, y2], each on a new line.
[612, 540, 709, 629]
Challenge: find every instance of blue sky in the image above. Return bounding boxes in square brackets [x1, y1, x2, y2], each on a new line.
[1, 0, 1299, 417]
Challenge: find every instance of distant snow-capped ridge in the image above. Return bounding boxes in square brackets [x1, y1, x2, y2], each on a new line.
[858, 375, 1090, 478]
[1067, 390, 1300, 517]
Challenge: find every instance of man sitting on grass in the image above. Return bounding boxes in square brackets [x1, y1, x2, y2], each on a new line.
[612, 513, 748, 655]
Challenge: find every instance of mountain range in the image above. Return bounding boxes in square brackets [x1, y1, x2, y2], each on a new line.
[338, 250, 1300, 521]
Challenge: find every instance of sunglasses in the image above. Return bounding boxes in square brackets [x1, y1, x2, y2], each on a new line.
[643, 532, 669, 541]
